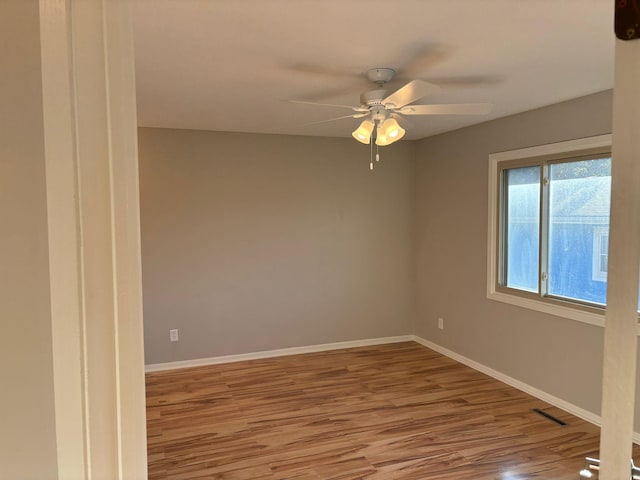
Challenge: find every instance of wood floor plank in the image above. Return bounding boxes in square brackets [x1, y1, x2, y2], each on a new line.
[147, 341, 640, 479]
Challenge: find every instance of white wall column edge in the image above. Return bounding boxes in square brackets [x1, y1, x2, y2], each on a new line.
[599, 36, 640, 479]
[39, 0, 147, 478]
[102, 1, 148, 477]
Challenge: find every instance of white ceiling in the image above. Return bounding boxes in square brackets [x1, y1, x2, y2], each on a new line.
[133, 0, 614, 140]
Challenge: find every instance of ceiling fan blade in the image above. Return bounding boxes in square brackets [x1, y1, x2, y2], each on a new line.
[282, 62, 370, 101]
[286, 62, 361, 81]
[425, 75, 504, 88]
[390, 112, 415, 129]
[295, 84, 368, 102]
[302, 112, 368, 127]
[396, 44, 449, 78]
[382, 80, 440, 109]
[399, 103, 493, 116]
[288, 99, 368, 112]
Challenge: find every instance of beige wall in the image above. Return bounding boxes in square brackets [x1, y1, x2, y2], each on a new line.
[413, 91, 640, 427]
[0, 0, 59, 477]
[139, 128, 416, 364]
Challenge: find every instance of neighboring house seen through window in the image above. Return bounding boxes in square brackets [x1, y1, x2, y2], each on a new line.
[592, 227, 609, 283]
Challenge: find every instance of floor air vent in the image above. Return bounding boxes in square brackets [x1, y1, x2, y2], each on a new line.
[531, 408, 567, 426]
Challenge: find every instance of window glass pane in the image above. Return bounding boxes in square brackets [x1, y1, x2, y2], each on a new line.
[548, 158, 611, 305]
[504, 166, 540, 292]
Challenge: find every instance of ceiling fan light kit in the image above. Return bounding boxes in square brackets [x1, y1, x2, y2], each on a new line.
[351, 117, 405, 146]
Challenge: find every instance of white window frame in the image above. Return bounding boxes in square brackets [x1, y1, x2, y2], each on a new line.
[487, 134, 612, 328]
[592, 226, 609, 282]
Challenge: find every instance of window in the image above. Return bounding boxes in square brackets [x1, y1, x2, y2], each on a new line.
[487, 135, 614, 326]
[502, 165, 540, 293]
[546, 157, 611, 306]
[501, 156, 611, 306]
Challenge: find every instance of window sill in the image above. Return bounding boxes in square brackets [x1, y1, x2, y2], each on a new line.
[487, 289, 640, 335]
[487, 289, 603, 326]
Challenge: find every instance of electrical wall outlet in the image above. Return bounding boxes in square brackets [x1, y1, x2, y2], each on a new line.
[438, 318, 444, 330]
[169, 329, 179, 342]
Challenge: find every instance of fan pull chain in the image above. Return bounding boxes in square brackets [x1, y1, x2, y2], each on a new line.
[376, 144, 380, 162]
[370, 136, 374, 170]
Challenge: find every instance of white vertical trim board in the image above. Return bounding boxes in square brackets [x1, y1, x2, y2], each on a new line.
[39, 0, 147, 478]
[411, 336, 640, 445]
[102, 1, 148, 477]
[599, 35, 640, 480]
[39, 1, 87, 477]
[145, 335, 414, 372]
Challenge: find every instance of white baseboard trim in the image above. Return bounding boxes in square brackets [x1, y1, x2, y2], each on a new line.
[145, 335, 414, 373]
[411, 335, 640, 445]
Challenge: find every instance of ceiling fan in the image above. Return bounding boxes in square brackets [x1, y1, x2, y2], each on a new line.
[290, 67, 493, 148]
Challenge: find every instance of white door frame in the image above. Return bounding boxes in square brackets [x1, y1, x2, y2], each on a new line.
[599, 36, 640, 479]
[39, 0, 147, 478]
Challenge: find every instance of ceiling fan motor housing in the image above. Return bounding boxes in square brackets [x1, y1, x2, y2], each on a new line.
[360, 68, 395, 108]
[360, 89, 388, 107]
[366, 67, 395, 84]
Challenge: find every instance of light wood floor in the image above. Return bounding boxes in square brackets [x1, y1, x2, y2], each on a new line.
[146, 341, 639, 479]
